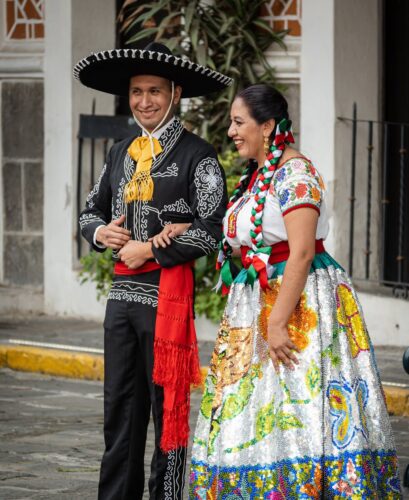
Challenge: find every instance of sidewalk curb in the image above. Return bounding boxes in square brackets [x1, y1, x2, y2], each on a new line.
[383, 385, 409, 417]
[0, 345, 104, 381]
[1, 344, 408, 416]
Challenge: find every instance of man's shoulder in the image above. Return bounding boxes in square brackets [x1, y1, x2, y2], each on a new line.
[179, 129, 217, 157]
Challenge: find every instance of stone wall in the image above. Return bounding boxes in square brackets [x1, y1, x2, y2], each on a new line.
[1, 80, 44, 287]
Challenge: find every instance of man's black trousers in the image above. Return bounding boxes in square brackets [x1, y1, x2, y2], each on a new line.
[98, 271, 187, 500]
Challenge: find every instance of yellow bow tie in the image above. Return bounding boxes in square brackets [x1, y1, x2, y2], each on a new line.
[124, 136, 163, 203]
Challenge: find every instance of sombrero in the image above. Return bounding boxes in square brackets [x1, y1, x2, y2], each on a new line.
[73, 42, 233, 98]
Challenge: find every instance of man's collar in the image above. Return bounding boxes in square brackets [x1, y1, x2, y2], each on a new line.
[141, 116, 176, 140]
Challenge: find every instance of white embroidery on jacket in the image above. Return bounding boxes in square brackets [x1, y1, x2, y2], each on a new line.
[174, 227, 217, 254]
[152, 163, 178, 178]
[162, 198, 191, 214]
[194, 157, 224, 218]
[79, 213, 105, 229]
[112, 177, 126, 221]
[157, 198, 192, 226]
[86, 163, 107, 208]
[123, 152, 135, 181]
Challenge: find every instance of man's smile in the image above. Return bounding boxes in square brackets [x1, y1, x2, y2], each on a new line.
[137, 109, 160, 118]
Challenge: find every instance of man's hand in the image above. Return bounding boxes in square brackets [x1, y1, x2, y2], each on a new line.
[118, 241, 153, 269]
[150, 223, 192, 249]
[96, 215, 131, 249]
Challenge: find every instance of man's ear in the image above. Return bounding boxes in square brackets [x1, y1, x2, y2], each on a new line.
[173, 85, 182, 105]
[263, 118, 276, 138]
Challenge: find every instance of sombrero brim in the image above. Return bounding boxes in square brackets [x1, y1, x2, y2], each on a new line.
[73, 49, 233, 98]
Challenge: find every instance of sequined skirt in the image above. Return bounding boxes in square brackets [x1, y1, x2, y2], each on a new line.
[189, 252, 402, 499]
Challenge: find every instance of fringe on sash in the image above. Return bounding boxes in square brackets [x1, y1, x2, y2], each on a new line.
[153, 266, 202, 452]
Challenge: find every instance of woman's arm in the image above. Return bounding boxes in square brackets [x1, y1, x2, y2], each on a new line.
[267, 207, 319, 372]
[151, 223, 192, 248]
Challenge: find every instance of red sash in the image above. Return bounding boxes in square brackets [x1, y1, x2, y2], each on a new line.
[240, 239, 325, 267]
[114, 259, 201, 453]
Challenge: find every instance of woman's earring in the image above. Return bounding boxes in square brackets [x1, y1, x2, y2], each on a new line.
[264, 136, 270, 155]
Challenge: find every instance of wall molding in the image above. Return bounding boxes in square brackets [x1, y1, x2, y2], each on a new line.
[266, 39, 301, 81]
[0, 53, 43, 77]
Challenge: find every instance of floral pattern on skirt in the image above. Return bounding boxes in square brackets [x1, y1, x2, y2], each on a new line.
[189, 253, 402, 499]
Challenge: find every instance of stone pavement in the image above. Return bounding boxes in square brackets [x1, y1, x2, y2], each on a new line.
[0, 368, 202, 499]
[0, 368, 408, 499]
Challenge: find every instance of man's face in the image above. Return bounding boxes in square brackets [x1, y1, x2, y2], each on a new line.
[129, 75, 181, 132]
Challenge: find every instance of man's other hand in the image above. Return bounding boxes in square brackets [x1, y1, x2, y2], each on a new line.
[118, 241, 153, 269]
[96, 215, 131, 249]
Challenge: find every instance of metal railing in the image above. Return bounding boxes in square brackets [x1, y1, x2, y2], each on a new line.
[76, 104, 139, 259]
[338, 103, 409, 299]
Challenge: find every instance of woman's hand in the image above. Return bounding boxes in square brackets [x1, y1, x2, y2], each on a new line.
[150, 223, 192, 249]
[267, 319, 300, 373]
[265, 207, 319, 373]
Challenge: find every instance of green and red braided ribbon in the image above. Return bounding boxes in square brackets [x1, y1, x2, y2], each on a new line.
[217, 118, 294, 294]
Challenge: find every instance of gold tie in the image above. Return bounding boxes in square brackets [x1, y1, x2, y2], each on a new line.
[124, 136, 163, 203]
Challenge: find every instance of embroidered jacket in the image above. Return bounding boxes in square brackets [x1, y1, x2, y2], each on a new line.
[79, 117, 227, 270]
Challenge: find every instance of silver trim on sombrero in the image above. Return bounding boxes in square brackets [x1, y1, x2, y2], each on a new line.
[73, 48, 233, 86]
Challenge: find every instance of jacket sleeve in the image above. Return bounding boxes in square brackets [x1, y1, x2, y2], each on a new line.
[79, 149, 113, 253]
[152, 148, 227, 267]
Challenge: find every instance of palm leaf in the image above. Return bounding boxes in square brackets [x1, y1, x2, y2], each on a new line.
[184, 1, 196, 32]
[125, 27, 158, 45]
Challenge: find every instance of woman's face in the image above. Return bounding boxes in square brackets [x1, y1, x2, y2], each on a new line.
[228, 97, 265, 161]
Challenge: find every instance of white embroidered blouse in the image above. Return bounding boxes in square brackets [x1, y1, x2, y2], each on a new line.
[224, 157, 330, 248]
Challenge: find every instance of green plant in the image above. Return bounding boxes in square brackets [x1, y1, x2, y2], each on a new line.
[119, 0, 286, 151]
[79, 248, 114, 301]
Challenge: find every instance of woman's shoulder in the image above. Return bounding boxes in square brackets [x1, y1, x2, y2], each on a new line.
[274, 151, 322, 184]
[278, 148, 313, 170]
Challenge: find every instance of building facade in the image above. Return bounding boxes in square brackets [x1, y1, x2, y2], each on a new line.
[0, 0, 408, 345]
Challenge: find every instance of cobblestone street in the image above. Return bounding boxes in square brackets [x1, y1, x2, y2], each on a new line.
[0, 368, 408, 499]
[0, 369, 203, 499]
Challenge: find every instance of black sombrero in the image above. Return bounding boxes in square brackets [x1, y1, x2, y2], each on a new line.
[73, 42, 233, 98]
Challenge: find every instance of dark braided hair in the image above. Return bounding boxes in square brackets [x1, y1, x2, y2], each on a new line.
[237, 84, 289, 136]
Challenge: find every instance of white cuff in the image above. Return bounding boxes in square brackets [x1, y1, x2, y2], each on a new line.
[93, 225, 107, 249]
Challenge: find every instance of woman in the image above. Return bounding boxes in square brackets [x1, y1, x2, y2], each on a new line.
[154, 84, 401, 498]
[190, 85, 401, 499]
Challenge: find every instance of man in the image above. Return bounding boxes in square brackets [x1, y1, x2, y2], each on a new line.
[75, 42, 231, 499]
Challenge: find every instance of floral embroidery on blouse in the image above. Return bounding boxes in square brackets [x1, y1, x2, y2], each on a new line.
[271, 158, 325, 215]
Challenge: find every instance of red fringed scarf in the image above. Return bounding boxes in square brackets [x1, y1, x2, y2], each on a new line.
[153, 262, 202, 453]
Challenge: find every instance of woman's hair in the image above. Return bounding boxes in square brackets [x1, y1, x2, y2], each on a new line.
[217, 84, 293, 289]
[226, 85, 290, 207]
[236, 84, 289, 139]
